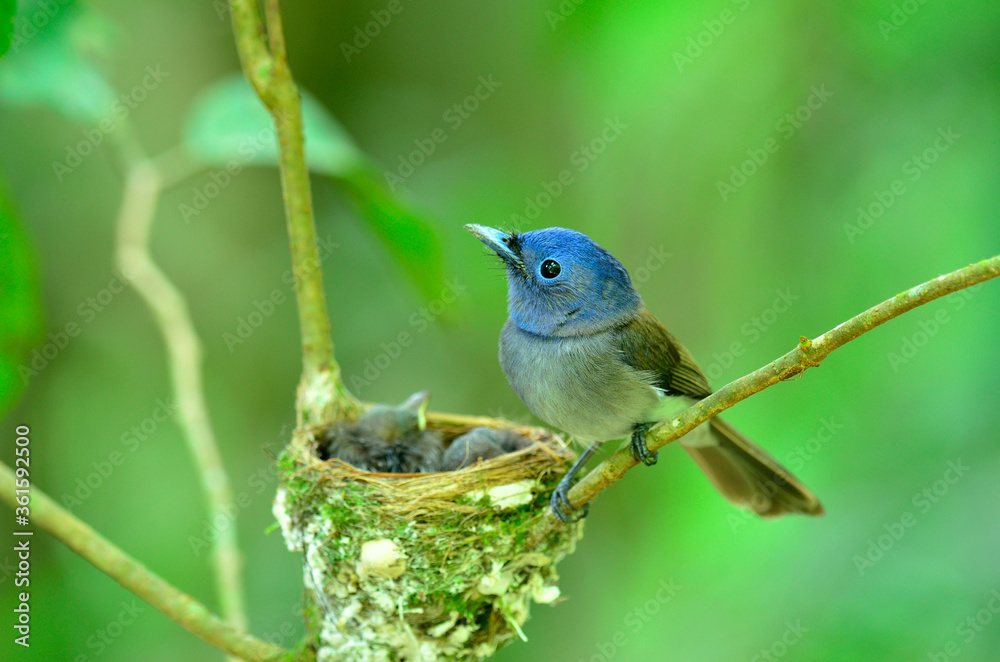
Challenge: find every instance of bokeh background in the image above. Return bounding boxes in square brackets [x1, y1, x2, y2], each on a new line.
[2, 1, 999, 660]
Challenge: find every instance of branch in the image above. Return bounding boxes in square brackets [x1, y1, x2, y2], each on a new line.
[114, 159, 249, 639]
[0, 462, 285, 662]
[543, 254, 1000, 530]
[228, 0, 358, 425]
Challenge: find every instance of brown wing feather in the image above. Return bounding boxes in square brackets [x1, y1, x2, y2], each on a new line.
[617, 310, 824, 517]
[616, 309, 712, 398]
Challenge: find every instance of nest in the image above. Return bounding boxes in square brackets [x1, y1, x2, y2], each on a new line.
[273, 414, 585, 662]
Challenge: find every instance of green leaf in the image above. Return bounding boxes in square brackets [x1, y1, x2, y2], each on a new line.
[0, 6, 116, 123]
[338, 166, 447, 305]
[183, 74, 447, 303]
[182, 74, 363, 176]
[0, 0, 14, 60]
[0, 180, 44, 417]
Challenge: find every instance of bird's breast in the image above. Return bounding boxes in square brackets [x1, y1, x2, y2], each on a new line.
[498, 320, 660, 441]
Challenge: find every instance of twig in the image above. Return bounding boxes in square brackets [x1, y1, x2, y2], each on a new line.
[0, 462, 284, 662]
[228, 0, 358, 425]
[113, 159, 248, 640]
[537, 255, 1000, 532]
[264, 0, 288, 60]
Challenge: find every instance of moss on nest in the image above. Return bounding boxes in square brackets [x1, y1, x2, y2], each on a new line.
[273, 416, 584, 662]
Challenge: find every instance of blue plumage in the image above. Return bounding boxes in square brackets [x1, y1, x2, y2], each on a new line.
[467, 224, 823, 522]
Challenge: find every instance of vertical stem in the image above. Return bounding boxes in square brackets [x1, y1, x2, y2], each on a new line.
[229, 0, 358, 425]
[264, 0, 288, 59]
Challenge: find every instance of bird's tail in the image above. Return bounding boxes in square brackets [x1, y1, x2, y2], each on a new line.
[681, 417, 824, 517]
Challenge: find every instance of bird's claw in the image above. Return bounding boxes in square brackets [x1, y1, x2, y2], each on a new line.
[550, 480, 589, 523]
[630, 425, 658, 466]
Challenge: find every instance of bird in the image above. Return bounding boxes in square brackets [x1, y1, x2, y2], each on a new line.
[465, 224, 824, 522]
[441, 426, 532, 471]
[320, 391, 444, 474]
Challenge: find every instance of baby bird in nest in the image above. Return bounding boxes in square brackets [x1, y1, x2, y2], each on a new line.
[320, 391, 443, 473]
[441, 426, 533, 470]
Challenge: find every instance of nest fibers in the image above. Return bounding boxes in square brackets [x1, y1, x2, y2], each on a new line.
[273, 416, 585, 662]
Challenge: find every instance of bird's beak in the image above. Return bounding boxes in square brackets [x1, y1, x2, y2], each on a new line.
[400, 390, 431, 430]
[464, 224, 523, 269]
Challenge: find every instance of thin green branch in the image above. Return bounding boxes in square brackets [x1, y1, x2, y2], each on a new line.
[227, 0, 276, 105]
[0, 462, 285, 662]
[228, 0, 357, 425]
[541, 254, 1000, 530]
[113, 160, 248, 639]
[264, 0, 288, 61]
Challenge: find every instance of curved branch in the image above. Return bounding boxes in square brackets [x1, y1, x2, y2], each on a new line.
[114, 160, 249, 638]
[542, 254, 1000, 528]
[0, 462, 284, 662]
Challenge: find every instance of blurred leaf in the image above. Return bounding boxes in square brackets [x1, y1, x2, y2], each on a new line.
[0, 179, 44, 417]
[182, 74, 363, 175]
[0, 6, 116, 123]
[183, 74, 447, 303]
[0, 0, 14, 60]
[337, 167, 447, 305]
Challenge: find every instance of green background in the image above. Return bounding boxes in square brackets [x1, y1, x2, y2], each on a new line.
[2, 1, 999, 661]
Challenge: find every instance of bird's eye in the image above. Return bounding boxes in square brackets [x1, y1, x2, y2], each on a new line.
[540, 259, 561, 279]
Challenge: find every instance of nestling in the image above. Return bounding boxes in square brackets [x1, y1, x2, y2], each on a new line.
[442, 426, 532, 471]
[320, 391, 443, 474]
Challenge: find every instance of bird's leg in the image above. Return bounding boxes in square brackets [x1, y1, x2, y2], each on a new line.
[630, 423, 657, 466]
[550, 441, 602, 523]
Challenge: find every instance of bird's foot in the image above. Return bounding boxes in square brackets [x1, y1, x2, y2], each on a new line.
[550, 476, 589, 523]
[630, 423, 658, 466]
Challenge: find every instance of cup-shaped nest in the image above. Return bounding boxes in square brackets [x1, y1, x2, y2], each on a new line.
[273, 414, 584, 662]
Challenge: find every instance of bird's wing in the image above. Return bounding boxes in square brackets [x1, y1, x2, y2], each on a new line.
[615, 309, 713, 398]
[617, 311, 824, 518]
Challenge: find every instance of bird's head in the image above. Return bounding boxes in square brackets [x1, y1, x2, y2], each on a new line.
[465, 225, 641, 337]
[355, 390, 430, 442]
